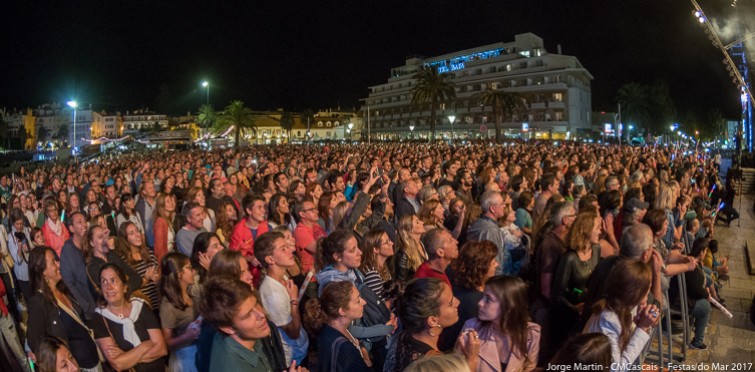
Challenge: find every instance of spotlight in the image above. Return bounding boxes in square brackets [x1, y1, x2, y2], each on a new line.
[694, 11, 701, 17]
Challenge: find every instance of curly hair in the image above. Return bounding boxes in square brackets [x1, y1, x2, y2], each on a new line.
[451, 240, 497, 290]
[398, 278, 445, 333]
[303, 281, 355, 334]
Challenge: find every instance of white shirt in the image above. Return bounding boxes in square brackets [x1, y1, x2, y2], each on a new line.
[258, 276, 309, 365]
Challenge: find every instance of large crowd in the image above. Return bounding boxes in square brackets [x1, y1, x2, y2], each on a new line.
[0, 141, 740, 372]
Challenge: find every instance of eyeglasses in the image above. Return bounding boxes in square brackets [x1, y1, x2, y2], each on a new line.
[302, 208, 318, 213]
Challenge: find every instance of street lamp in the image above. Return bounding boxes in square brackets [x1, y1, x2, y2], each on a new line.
[348, 122, 354, 142]
[201, 81, 209, 106]
[409, 125, 415, 140]
[447, 114, 456, 140]
[67, 100, 78, 157]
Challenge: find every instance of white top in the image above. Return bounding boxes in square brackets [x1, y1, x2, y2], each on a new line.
[259, 275, 309, 365]
[584, 308, 651, 372]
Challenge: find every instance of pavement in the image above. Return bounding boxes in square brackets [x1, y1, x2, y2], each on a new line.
[677, 193, 755, 365]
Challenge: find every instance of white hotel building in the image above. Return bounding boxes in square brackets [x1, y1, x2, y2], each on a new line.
[362, 33, 593, 140]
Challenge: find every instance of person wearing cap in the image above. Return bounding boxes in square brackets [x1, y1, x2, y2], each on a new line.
[616, 198, 649, 243]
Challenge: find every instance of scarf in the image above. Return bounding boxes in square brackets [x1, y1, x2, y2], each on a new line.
[95, 298, 145, 347]
[46, 218, 63, 236]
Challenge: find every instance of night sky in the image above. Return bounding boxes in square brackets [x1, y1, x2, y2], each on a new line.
[1, 0, 752, 120]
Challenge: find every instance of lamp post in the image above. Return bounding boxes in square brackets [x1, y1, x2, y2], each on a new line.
[409, 125, 415, 140]
[67, 100, 78, 157]
[447, 114, 456, 141]
[201, 81, 209, 106]
[348, 122, 354, 142]
[628, 125, 634, 144]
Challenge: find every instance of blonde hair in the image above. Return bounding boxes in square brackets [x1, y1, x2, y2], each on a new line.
[654, 182, 675, 211]
[404, 353, 468, 372]
[397, 214, 425, 272]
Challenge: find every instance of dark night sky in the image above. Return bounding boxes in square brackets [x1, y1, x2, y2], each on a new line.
[0, 0, 752, 119]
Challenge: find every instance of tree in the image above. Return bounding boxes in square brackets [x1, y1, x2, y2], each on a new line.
[301, 109, 315, 142]
[56, 124, 68, 143]
[475, 87, 528, 143]
[617, 82, 651, 133]
[215, 100, 256, 148]
[617, 81, 675, 136]
[704, 108, 727, 142]
[0, 116, 8, 149]
[411, 66, 456, 142]
[37, 126, 49, 144]
[646, 81, 675, 135]
[279, 111, 294, 142]
[197, 104, 217, 129]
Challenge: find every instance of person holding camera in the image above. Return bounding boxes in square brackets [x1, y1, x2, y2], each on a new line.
[8, 208, 32, 305]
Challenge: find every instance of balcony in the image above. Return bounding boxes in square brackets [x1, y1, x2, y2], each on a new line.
[548, 101, 566, 109]
[530, 102, 546, 109]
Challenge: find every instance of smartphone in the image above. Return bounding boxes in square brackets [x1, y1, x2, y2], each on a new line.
[60, 210, 66, 222]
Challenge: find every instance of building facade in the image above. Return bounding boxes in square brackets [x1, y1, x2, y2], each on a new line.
[91, 111, 122, 142]
[361, 33, 593, 140]
[1, 108, 35, 149]
[122, 109, 169, 137]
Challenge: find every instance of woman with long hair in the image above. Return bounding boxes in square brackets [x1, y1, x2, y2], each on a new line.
[601, 190, 622, 257]
[159, 253, 202, 371]
[289, 180, 307, 203]
[418, 199, 445, 232]
[359, 230, 394, 301]
[153, 193, 177, 266]
[84, 225, 142, 297]
[116, 193, 145, 236]
[550, 208, 602, 346]
[384, 278, 478, 372]
[584, 260, 659, 369]
[27, 246, 102, 371]
[214, 200, 237, 247]
[188, 232, 224, 288]
[462, 275, 540, 372]
[303, 281, 373, 371]
[116, 221, 159, 309]
[317, 191, 338, 234]
[268, 193, 295, 230]
[35, 336, 79, 372]
[305, 183, 323, 208]
[91, 264, 167, 372]
[440, 240, 498, 352]
[394, 214, 427, 282]
[315, 229, 396, 369]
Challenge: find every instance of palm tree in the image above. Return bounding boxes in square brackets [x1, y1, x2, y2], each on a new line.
[0, 117, 9, 149]
[475, 87, 528, 143]
[215, 100, 256, 148]
[411, 66, 456, 142]
[196, 104, 217, 129]
[279, 111, 294, 142]
[616, 83, 651, 132]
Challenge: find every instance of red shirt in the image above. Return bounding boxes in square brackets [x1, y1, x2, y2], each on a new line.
[414, 261, 451, 286]
[294, 222, 326, 272]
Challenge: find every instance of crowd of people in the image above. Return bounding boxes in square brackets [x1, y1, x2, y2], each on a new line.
[0, 140, 739, 372]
